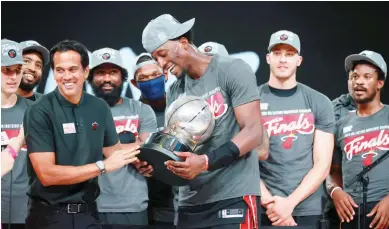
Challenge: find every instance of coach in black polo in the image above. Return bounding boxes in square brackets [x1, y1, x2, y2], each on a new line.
[23, 40, 140, 229]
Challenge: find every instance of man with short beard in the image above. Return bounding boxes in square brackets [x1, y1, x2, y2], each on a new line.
[327, 50, 389, 229]
[18, 40, 49, 101]
[88, 47, 157, 226]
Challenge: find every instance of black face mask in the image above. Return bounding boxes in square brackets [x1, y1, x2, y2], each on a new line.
[91, 82, 123, 107]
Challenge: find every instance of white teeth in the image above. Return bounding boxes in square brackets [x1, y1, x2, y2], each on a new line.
[168, 64, 176, 74]
[24, 74, 34, 80]
[64, 83, 74, 88]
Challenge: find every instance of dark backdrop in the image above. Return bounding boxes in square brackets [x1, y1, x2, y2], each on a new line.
[2, 1, 388, 102]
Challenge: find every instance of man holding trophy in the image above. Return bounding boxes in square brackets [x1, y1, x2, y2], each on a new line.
[140, 14, 264, 229]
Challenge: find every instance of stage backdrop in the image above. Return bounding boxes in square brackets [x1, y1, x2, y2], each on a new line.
[2, 1, 388, 103]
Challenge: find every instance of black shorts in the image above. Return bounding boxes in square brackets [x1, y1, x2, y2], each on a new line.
[98, 210, 148, 226]
[177, 195, 260, 229]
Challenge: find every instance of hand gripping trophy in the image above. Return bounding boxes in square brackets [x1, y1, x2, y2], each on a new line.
[139, 95, 215, 186]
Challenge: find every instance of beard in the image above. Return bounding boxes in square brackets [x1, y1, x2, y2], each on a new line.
[19, 78, 39, 92]
[354, 90, 376, 104]
[91, 82, 123, 107]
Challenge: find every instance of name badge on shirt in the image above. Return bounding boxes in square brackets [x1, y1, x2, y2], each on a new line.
[63, 123, 76, 134]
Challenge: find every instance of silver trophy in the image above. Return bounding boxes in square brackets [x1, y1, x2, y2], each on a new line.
[139, 95, 215, 186]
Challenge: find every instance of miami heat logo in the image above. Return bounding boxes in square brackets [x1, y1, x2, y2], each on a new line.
[263, 113, 315, 150]
[204, 46, 212, 53]
[92, 122, 98, 130]
[205, 91, 228, 119]
[102, 53, 111, 60]
[361, 150, 378, 167]
[344, 129, 389, 166]
[280, 34, 288, 41]
[281, 132, 298, 149]
[8, 49, 16, 58]
[114, 116, 139, 136]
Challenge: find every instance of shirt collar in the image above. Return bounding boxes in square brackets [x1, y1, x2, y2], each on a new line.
[54, 87, 86, 107]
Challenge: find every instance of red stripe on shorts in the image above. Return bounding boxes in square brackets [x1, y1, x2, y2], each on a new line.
[240, 195, 258, 229]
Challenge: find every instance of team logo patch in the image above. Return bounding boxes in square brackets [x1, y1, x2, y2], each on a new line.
[204, 46, 212, 53]
[8, 49, 16, 58]
[102, 53, 111, 60]
[280, 34, 288, 41]
[92, 122, 98, 130]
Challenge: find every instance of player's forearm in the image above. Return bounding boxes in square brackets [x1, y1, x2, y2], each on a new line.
[232, 120, 263, 157]
[288, 160, 331, 207]
[256, 146, 269, 160]
[256, 128, 269, 160]
[1, 152, 15, 177]
[7, 135, 25, 153]
[326, 165, 343, 194]
[38, 163, 100, 187]
[260, 179, 273, 204]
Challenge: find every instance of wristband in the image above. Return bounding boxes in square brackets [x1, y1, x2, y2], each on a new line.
[203, 154, 209, 170]
[330, 187, 342, 199]
[7, 145, 18, 160]
[205, 141, 240, 171]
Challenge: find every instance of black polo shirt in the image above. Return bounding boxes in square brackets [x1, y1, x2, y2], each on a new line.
[24, 87, 119, 205]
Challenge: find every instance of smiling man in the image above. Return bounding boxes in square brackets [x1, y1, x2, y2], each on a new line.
[88, 48, 157, 226]
[18, 40, 49, 101]
[23, 40, 140, 229]
[142, 14, 263, 229]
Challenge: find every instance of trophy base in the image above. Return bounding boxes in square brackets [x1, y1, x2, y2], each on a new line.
[139, 132, 191, 186]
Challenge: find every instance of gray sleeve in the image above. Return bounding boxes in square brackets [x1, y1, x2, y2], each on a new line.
[313, 93, 336, 134]
[139, 103, 158, 135]
[166, 78, 185, 107]
[166, 91, 177, 108]
[332, 100, 342, 122]
[224, 59, 260, 108]
[332, 120, 343, 165]
[104, 103, 119, 147]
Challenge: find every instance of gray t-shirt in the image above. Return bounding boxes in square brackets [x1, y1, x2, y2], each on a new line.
[155, 110, 165, 131]
[167, 54, 261, 206]
[96, 97, 157, 212]
[333, 105, 389, 203]
[1, 96, 32, 223]
[258, 83, 335, 216]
